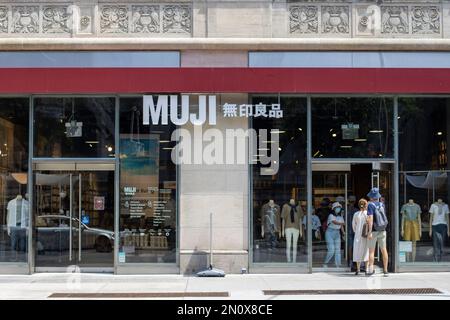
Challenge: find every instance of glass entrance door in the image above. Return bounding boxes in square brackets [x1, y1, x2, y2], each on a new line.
[312, 171, 350, 269]
[34, 170, 114, 269]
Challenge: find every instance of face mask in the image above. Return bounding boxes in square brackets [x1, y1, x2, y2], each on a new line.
[334, 208, 342, 214]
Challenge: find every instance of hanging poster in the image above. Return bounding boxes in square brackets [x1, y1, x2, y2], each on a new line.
[119, 134, 159, 218]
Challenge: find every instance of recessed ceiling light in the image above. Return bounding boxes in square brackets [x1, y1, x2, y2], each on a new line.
[332, 133, 337, 137]
[437, 132, 443, 136]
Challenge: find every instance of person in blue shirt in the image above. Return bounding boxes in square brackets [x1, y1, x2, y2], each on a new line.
[366, 188, 389, 277]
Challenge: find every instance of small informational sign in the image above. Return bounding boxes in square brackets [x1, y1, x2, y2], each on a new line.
[399, 252, 406, 263]
[341, 123, 359, 140]
[118, 252, 126, 263]
[94, 196, 105, 211]
[81, 215, 90, 225]
[399, 241, 413, 253]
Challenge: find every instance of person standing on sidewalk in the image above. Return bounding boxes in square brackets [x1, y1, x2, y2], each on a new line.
[323, 202, 345, 268]
[352, 199, 369, 275]
[366, 188, 389, 277]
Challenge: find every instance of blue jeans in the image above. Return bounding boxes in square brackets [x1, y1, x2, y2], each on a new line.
[432, 224, 447, 262]
[324, 228, 341, 267]
[265, 230, 277, 249]
[10, 227, 26, 253]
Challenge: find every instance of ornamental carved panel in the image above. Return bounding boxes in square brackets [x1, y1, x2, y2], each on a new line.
[132, 5, 160, 33]
[321, 6, 349, 34]
[100, 5, 128, 34]
[411, 6, 440, 34]
[162, 5, 191, 33]
[12, 6, 39, 33]
[0, 6, 7, 33]
[381, 6, 409, 34]
[42, 6, 71, 33]
[289, 5, 318, 34]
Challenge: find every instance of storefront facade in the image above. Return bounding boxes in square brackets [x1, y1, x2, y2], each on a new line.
[0, 0, 450, 274]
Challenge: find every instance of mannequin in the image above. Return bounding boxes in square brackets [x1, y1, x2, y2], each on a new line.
[401, 199, 421, 262]
[260, 199, 280, 250]
[429, 198, 450, 262]
[6, 194, 30, 257]
[281, 199, 303, 263]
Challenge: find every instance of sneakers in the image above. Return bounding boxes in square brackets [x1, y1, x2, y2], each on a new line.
[383, 271, 389, 277]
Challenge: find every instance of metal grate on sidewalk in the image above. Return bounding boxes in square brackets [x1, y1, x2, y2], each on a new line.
[49, 292, 229, 298]
[263, 288, 442, 295]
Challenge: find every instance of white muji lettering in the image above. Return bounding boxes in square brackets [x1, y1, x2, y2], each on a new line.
[143, 95, 168, 125]
[143, 94, 217, 126]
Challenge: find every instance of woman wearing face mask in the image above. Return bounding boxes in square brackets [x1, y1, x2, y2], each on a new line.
[323, 202, 346, 268]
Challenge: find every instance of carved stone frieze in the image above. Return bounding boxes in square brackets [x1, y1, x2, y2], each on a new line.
[132, 5, 160, 33]
[162, 5, 191, 33]
[411, 6, 440, 34]
[12, 6, 39, 33]
[42, 5, 71, 33]
[381, 6, 409, 34]
[100, 5, 128, 34]
[321, 6, 350, 34]
[289, 5, 319, 34]
[0, 6, 7, 33]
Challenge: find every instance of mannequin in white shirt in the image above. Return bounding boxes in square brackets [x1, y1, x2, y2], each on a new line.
[6, 194, 29, 257]
[429, 198, 450, 262]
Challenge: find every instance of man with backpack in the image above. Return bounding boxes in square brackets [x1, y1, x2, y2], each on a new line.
[366, 187, 389, 277]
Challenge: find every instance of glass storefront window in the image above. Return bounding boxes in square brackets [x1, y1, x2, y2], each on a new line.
[312, 97, 394, 158]
[251, 96, 307, 264]
[0, 98, 29, 262]
[119, 97, 177, 263]
[399, 97, 450, 264]
[34, 97, 115, 158]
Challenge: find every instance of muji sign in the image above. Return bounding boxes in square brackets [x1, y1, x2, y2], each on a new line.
[143, 94, 283, 126]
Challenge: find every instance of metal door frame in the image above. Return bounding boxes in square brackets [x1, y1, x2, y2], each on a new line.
[31, 160, 115, 273]
[309, 160, 396, 272]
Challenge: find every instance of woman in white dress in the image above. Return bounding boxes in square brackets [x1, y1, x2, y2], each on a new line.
[352, 198, 369, 275]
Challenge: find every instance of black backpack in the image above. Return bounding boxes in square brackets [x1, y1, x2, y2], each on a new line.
[372, 202, 388, 231]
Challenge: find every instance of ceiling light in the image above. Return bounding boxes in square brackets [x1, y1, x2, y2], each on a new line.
[107, 146, 113, 152]
[159, 140, 171, 143]
[340, 145, 352, 148]
[270, 130, 285, 134]
[437, 132, 443, 136]
[298, 128, 303, 131]
[354, 138, 367, 142]
[85, 141, 99, 144]
[369, 130, 383, 133]
[332, 133, 337, 138]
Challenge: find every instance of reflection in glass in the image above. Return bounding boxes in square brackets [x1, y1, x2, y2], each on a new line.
[312, 97, 393, 158]
[399, 98, 450, 264]
[119, 98, 177, 263]
[34, 97, 115, 158]
[0, 98, 29, 262]
[34, 171, 114, 267]
[251, 96, 307, 264]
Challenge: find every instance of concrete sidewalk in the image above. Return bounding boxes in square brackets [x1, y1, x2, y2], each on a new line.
[0, 272, 449, 300]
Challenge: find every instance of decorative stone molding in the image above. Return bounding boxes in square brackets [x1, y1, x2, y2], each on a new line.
[100, 5, 128, 34]
[12, 6, 40, 34]
[289, 5, 319, 34]
[0, 6, 7, 33]
[289, 2, 443, 38]
[381, 6, 409, 34]
[42, 5, 71, 34]
[411, 6, 440, 34]
[162, 5, 191, 34]
[132, 5, 160, 33]
[321, 5, 350, 34]
[0, 2, 192, 37]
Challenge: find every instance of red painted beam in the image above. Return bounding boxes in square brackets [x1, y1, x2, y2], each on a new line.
[1, 67, 450, 94]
